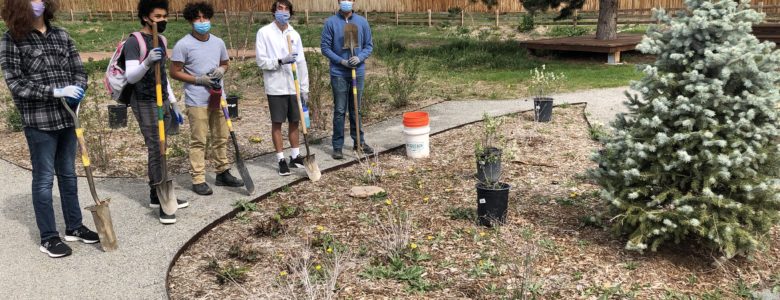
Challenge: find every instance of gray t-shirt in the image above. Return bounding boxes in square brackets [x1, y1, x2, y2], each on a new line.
[171, 34, 229, 107]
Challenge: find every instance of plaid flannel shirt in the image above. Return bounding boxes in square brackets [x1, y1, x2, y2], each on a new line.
[0, 25, 88, 131]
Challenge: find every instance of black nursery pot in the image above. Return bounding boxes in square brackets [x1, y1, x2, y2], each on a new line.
[476, 182, 511, 227]
[533, 97, 553, 122]
[476, 147, 502, 184]
[107, 105, 127, 129]
[226, 95, 240, 119]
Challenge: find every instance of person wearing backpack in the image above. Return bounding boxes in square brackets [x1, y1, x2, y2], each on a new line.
[0, 0, 99, 258]
[170, 2, 243, 195]
[256, 0, 310, 176]
[124, 0, 188, 224]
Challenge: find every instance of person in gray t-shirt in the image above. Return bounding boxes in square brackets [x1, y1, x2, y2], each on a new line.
[170, 2, 243, 196]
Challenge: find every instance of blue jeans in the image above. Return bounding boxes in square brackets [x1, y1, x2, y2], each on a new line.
[331, 75, 366, 150]
[23, 126, 82, 243]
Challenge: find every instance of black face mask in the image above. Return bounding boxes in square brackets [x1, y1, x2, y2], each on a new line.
[148, 20, 167, 33]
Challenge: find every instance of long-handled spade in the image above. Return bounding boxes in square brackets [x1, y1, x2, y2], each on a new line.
[286, 35, 321, 181]
[211, 83, 256, 194]
[60, 99, 118, 251]
[343, 23, 363, 156]
[152, 23, 177, 216]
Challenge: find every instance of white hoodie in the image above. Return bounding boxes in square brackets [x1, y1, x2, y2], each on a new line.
[255, 22, 310, 96]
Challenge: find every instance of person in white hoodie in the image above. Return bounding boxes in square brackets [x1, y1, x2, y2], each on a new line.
[255, 0, 309, 176]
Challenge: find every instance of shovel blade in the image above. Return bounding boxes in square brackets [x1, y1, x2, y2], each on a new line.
[85, 201, 118, 252]
[156, 180, 177, 215]
[236, 157, 255, 195]
[343, 23, 359, 50]
[304, 154, 321, 182]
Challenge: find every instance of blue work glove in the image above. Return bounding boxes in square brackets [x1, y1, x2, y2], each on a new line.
[142, 47, 165, 68]
[348, 56, 361, 66]
[280, 53, 298, 65]
[171, 104, 184, 125]
[301, 92, 308, 106]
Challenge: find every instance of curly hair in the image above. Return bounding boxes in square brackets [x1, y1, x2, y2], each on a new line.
[271, 0, 295, 16]
[137, 0, 169, 26]
[2, 0, 59, 41]
[182, 1, 214, 22]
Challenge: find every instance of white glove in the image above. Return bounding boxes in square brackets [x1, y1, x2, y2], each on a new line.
[208, 66, 226, 81]
[142, 47, 165, 68]
[194, 74, 211, 86]
[53, 86, 84, 99]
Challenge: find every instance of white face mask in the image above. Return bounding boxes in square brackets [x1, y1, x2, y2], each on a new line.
[339, 1, 354, 12]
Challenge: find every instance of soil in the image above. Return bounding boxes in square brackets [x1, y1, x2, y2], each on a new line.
[168, 106, 780, 299]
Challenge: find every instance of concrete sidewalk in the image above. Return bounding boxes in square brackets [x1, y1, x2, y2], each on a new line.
[0, 87, 630, 299]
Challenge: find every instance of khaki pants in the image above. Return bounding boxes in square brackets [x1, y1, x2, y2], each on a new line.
[187, 106, 229, 184]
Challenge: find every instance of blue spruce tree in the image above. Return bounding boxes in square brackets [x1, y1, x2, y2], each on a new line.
[592, 0, 780, 258]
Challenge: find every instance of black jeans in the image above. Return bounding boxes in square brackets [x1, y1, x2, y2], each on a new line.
[130, 98, 173, 188]
[23, 126, 82, 243]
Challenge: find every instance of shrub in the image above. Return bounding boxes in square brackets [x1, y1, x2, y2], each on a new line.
[547, 25, 590, 37]
[518, 14, 535, 32]
[386, 58, 421, 108]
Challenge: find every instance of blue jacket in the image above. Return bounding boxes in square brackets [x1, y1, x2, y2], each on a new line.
[321, 12, 373, 77]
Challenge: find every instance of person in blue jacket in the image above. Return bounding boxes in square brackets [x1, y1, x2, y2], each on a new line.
[320, 0, 374, 159]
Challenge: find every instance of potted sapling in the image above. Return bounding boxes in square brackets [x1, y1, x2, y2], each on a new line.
[528, 65, 565, 122]
[474, 113, 512, 227]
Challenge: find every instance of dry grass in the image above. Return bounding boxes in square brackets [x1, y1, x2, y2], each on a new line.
[168, 105, 780, 299]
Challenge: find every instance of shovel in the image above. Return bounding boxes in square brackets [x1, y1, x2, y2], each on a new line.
[286, 35, 321, 181]
[343, 23, 363, 156]
[60, 99, 118, 252]
[211, 83, 256, 194]
[152, 22, 177, 215]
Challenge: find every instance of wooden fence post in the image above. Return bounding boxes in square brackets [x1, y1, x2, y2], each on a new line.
[428, 9, 432, 27]
[305, 9, 309, 24]
[573, 10, 578, 26]
[461, 9, 464, 27]
[759, 1, 764, 13]
[365, 10, 369, 22]
[70, 9, 74, 22]
[88, 9, 93, 21]
[224, 10, 236, 58]
[396, 10, 399, 25]
[495, 8, 499, 27]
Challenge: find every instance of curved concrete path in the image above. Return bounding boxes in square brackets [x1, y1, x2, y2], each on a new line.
[0, 87, 630, 299]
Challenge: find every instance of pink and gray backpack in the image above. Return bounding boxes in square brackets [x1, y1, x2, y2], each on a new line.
[103, 32, 167, 104]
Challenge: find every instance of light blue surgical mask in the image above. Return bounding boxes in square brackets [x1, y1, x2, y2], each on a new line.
[339, 1, 353, 12]
[193, 21, 211, 34]
[31, 1, 45, 18]
[275, 12, 290, 25]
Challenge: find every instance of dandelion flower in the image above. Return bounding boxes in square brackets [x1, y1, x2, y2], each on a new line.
[366, 169, 372, 175]
[410, 243, 418, 249]
[326, 247, 333, 253]
[280, 271, 288, 277]
[423, 196, 430, 203]
[427, 235, 434, 240]
[479, 231, 486, 237]
[385, 199, 392, 206]
[315, 265, 322, 271]
[316, 225, 325, 232]
[570, 192, 578, 198]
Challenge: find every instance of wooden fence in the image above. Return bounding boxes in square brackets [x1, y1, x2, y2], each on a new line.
[50, 0, 780, 13]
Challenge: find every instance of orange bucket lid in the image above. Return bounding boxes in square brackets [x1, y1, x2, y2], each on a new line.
[403, 111, 429, 127]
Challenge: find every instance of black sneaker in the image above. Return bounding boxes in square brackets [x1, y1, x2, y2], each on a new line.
[332, 149, 344, 160]
[192, 182, 213, 195]
[40, 237, 72, 258]
[353, 144, 374, 154]
[64, 226, 99, 244]
[215, 170, 244, 187]
[290, 155, 305, 168]
[150, 188, 190, 209]
[278, 159, 291, 176]
[159, 207, 176, 224]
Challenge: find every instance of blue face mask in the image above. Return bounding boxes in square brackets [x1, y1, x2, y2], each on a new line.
[31, 1, 45, 18]
[339, 1, 353, 12]
[275, 12, 290, 25]
[193, 21, 211, 34]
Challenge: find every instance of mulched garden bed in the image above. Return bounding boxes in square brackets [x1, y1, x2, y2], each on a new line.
[168, 105, 780, 299]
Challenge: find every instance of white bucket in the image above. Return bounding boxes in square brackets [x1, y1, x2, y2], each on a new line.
[403, 125, 431, 159]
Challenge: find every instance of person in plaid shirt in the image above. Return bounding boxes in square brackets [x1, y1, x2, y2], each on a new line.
[0, 0, 99, 258]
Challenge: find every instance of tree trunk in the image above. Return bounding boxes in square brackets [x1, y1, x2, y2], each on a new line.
[596, 0, 618, 40]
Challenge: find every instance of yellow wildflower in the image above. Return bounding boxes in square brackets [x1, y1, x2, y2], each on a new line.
[366, 169, 372, 175]
[316, 225, 325, 232]
[280, 271, 288, 277]
[410, 243, 418, 250]
[427, 235, 433, 240]
[385, 199, 392, 206]
[479, 231, 486, 237]
[423, 196, 430, 203]
[315, 265, 322, 271]
[326, 247, 333, 253]
[570, 192, 578, 198]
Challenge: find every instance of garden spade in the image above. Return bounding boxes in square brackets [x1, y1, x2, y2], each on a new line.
[152, 22, 177, 215]
[286, 35, 321, 181]
[60, 99, 118, 252]
[211, 82, 256, 194]
[343, 23, 363, 155]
